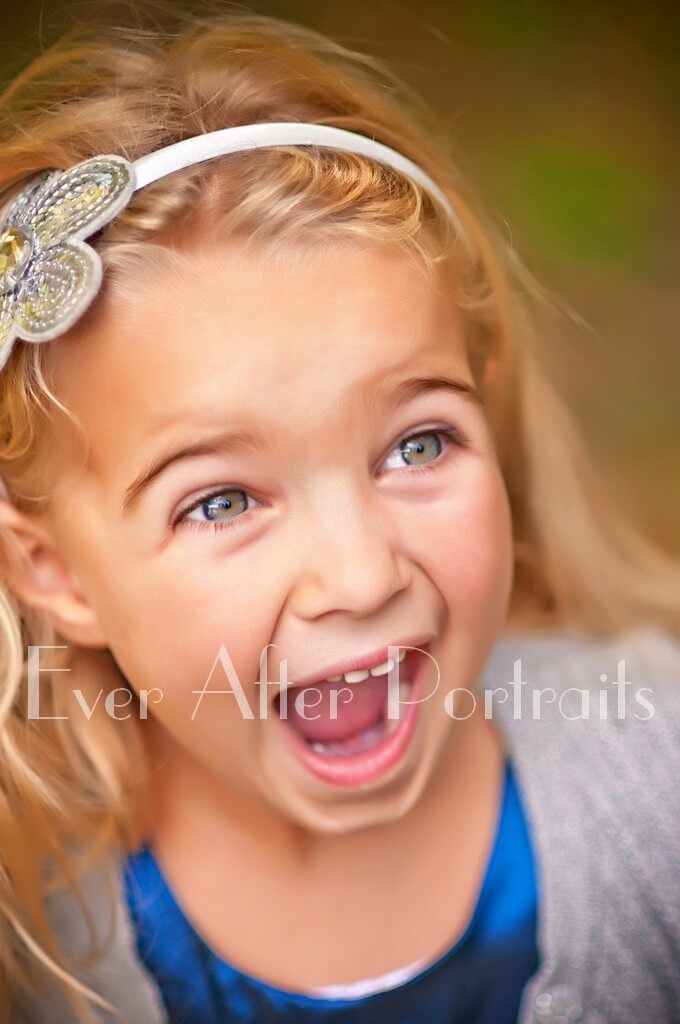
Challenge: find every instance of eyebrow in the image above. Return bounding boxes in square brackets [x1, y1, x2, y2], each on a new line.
[376, 373, 483, 413]
[121, 373, 482, 518]
[121, 431, 264, 518]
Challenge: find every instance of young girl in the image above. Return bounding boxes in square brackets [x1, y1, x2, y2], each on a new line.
[0, 8, 678, 1024]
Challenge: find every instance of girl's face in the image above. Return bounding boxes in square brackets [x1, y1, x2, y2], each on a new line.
[43, 239, 513, 834]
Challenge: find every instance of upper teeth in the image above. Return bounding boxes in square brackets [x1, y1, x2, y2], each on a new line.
[326, 648, 406, 684]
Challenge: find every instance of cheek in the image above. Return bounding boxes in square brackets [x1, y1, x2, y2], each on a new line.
[414, 461, 513, 621]
[82, 545, 281, 730]
[95, 560, 279, 782]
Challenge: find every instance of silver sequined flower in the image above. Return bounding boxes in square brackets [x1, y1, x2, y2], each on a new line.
[0, 155, 135, 371]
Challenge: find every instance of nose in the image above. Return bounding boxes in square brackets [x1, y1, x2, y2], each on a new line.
[289, 478, 413, 620]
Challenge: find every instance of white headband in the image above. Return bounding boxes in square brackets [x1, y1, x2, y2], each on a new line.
[0, 121, 459, 500]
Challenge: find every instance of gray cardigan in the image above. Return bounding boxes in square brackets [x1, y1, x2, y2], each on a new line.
[18, 626, 680, 1023]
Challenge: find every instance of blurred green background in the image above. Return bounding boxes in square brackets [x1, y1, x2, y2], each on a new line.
[1, 1, 678, 553]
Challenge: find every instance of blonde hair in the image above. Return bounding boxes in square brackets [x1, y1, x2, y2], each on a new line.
[0, 4, 678, 1020]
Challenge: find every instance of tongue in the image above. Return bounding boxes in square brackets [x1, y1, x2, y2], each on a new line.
[282, 674, 388, 742]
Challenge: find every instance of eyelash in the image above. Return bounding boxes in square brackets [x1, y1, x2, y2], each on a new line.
[173, 425, 468, 535]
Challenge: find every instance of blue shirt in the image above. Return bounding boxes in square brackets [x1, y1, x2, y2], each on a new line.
[124, 758, 539, 1022]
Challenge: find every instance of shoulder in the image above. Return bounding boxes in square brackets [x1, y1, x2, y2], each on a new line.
[15, 851, 167, 1024]
[485, 627, 680, 1022]
[485, 623, 680, 736]
[484, 623, 680, 903]
[483, 623, 680, 872]
[484, 621, 680, 683]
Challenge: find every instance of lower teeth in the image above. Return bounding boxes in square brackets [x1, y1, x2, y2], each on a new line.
[307, 679, 413, 758]
[309, 715, 386, 758]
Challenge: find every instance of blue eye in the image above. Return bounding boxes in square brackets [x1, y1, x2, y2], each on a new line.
[174, 426, 466, 534]
[381, 428, 463, 473]
[177, 488, 259, 532]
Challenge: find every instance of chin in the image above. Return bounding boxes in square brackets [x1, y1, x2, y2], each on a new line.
[263, 718, 451, 836]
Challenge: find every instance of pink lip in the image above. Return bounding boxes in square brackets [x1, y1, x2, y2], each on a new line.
[280, 646, 432, 787]
[286, 633, 435, 691]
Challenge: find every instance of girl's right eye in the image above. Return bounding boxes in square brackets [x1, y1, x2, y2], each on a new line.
[174, 488, 260, 533]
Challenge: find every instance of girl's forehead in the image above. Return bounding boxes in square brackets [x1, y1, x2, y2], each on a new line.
[88, 240, 461, 373]
[52, 241, 471, 467]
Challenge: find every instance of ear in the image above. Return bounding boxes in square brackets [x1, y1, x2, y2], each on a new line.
[0, 498, 108, 648]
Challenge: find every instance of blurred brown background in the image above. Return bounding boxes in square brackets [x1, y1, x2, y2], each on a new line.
[1, 1, 678, 553]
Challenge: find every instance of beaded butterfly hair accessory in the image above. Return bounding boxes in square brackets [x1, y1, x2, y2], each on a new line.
[0, 121, 460, 497]
[0, 122, 459, 370]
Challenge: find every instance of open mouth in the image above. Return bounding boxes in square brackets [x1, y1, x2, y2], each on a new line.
[273, 646, 430, 787]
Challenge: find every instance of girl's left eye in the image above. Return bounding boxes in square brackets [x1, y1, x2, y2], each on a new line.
[379, 427, 465, 474]
[173, 426, 466, 534]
